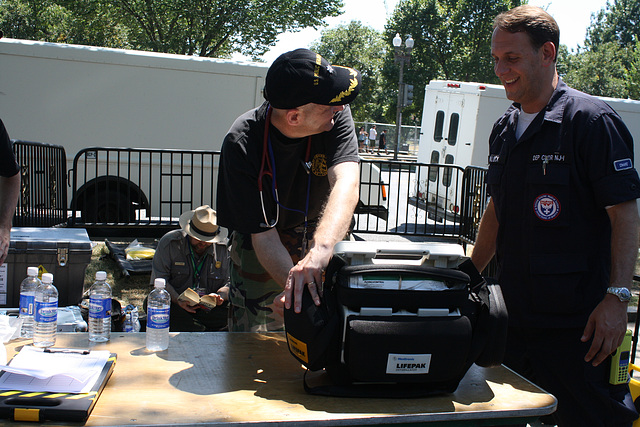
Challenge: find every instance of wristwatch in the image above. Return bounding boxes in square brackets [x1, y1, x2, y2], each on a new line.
[606, 286, 632, 302]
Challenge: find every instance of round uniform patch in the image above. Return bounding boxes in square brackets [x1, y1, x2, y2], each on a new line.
[533, 194, 561, 221]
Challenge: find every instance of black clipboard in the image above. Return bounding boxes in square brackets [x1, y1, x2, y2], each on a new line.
[0, 353, 116, 422]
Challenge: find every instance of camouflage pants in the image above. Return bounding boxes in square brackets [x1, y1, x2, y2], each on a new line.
[228, 230, 305, 332]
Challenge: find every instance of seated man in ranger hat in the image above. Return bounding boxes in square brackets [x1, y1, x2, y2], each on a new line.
[150, 205, 230, 331]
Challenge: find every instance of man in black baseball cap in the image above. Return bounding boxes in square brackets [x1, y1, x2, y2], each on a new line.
[217, 49, 361, 332]
[264, 48, 361, 109]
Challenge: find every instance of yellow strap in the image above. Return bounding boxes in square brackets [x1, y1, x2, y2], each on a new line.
[14, 408, 40, 422]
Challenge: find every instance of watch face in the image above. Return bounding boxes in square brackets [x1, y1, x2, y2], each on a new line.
[609, 287, 632, 301]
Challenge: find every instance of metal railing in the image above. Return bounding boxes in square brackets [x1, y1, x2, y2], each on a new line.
[354, 158, 488, 243]
[11, 140, 67, 227]
[60, 147, 489, 241]
[68, 147, 220, 237]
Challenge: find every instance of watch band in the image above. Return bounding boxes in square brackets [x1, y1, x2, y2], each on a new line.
[606, 286, 632, 302]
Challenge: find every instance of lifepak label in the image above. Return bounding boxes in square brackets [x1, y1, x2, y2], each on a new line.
[386, 353, 431, 375]
[614, 158, 632, 171]
[287, 333, 309, 364]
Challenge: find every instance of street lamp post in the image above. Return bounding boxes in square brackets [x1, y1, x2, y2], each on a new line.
[393, 33, 414, 160]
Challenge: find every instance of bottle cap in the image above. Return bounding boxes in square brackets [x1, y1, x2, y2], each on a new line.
[95, 271, 107, 281]
[154, 278, 166, 289]
[27, 266, 38, 276]
[42, 273, 53, 284]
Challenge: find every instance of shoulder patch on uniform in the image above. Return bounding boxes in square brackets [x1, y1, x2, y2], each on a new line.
[614, 158, 632, 171]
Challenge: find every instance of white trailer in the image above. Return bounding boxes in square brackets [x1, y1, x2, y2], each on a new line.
[0, 38, 385, 225]
[415, 80, 640, 218]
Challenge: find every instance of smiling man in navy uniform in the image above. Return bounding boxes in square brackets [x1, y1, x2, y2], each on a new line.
[471, 5, 640, 426]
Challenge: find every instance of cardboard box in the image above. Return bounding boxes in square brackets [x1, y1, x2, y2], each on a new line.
[1, 227, 92, 307]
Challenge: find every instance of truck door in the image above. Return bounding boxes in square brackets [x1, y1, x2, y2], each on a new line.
[428, 93, 463, 214]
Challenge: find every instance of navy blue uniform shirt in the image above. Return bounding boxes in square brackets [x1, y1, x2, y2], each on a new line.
[487, 79, 640, 328]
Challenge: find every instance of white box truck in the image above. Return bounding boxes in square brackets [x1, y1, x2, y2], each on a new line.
[415, 80, 640, 219]
[0, 38, 385, 226]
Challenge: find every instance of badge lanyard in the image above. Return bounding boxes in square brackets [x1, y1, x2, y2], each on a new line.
[258, 106, 312, 257]
[188, 240, 208, 289]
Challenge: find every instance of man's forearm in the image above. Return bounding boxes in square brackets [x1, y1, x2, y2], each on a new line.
[607, 199, 640, 287]
[471, 198, 498, 272]
[310, 161, 359, 261]
[0, 174, 20, 229]
[252, 228, 294, 288]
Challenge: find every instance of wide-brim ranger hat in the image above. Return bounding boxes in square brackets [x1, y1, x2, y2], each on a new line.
[179, 205, 228, 243]
[263, 48, 362, 109]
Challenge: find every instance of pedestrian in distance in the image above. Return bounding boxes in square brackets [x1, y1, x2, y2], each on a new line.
[368, 125, 377, 153]
[377, 129, 387, 155]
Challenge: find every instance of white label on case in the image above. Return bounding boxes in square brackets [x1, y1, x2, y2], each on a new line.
[386, 353, 431, 374]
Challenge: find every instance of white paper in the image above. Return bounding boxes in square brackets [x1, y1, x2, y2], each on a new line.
[0, 346, 111, 393]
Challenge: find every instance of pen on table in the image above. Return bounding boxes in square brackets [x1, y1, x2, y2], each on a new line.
[43, 348, 91, 355]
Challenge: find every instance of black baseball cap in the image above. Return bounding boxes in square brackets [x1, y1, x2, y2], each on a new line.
[264, 48, 361, 109]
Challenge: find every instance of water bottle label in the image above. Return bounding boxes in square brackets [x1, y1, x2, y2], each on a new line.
[147, 306, 170, 329]
[35, 301, 58, 323]
[89, 297, 112, 319]
[19, 294, 35, 316]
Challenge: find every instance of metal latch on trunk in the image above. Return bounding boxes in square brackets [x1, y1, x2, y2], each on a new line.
[58, 248, 68, 267]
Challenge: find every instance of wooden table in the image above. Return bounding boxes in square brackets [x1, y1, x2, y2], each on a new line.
[2, 332, 556, 426]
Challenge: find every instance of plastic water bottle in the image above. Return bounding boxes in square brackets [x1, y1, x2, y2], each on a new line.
[123, 312, 133, 332]
[146, 278, 170, 351]
[19, 266, 41, 338]
[89, 271, 112, 342]
[33, 273, 58, 348]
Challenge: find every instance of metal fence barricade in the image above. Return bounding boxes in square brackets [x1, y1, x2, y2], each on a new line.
[11, 140, 67, 227]
[69, 147, 220, 237]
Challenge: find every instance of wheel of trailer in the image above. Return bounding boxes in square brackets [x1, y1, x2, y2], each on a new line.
[82, 189, 136, 223]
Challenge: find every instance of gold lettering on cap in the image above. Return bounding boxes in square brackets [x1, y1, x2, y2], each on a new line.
[330, 67, 359, 103]
[314, 54, 322, 85]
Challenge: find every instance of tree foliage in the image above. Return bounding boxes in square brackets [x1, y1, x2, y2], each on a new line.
[585, 0, 640, 49]
[380, 0, 521, 122]
[561, 0, 640, 99]
[561, 42, 631, 98]
[0, 0, 129, 47]
[0, 0, 344, 58]
[311, 21, 386, 122]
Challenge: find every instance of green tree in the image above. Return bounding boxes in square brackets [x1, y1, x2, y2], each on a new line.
[0, 0, 129, 47]
[585, 0, 640, 49]
[311, 21, 387, 122]
[561, 0, 640, 99]
[381, 0, 521, 122]
[1, 0, 344, 58]
[561, 42, 631, 98]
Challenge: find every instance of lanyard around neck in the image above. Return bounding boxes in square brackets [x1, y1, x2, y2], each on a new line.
[188, 240, 207, 288]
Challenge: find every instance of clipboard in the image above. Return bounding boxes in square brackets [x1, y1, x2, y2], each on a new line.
[0, 353, 116, 422]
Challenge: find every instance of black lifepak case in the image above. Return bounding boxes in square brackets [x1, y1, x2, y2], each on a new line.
[284, 242, 507, 397]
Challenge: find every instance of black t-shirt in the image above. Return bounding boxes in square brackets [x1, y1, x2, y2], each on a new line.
[0, 119, 19, 178]
[217, 102, 359, 234]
